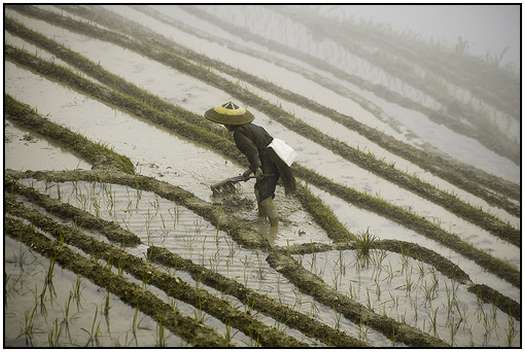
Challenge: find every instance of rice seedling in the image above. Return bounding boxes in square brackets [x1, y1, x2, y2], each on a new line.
[354, 228, 377, 258]
[159, 213, 169, 241]
[62, 291, 74, 344]
[155, 322, 167, 347]
[135, 189, 142, 210]
[309, 252, 317, 273]
[334, 312, 342, 331]
[430, 306, 439, 337]
[56, 183, 61, 201]
[72, 274, 82, 310]
[192, 308, 208, 325]
[309, 301, 319, 319]
[505, 315, 516, 346]
[255, 252, 266, 281]
[92, 196, 101, 218]
[82, 306, 100, 347]
[18, 294, 38, 346]
[131, 306, 139, 343]
[47, 318, 62, 347]
[103, 290, 111, 317]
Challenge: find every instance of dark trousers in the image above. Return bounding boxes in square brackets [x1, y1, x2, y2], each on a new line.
[254, 149, 279, 202]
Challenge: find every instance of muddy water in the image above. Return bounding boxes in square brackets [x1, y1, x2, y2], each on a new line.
[5, 122, 90, 171]
[213, 70, 520, 228]
[21, 179, 394, 346]
[5, 63, 327, 245]
[295, 249, 520, 347]
[152, 5, 520, 183]
[7, 10, 518, 266]
[4, 236, 188, 347]
[309, 185, 520, 302]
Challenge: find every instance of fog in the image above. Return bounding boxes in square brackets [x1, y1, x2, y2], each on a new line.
[307, 5, 520, 69]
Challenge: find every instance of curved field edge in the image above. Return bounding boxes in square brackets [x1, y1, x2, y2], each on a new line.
[277, 241, 471, 284]
[177, 4, 520, 191]
[7, 7, 520, 235]
[4, 48, 519, 287]
[7, 169, 267, 249]
[4, 216, 230, 347]
[5, 197, 307, 347]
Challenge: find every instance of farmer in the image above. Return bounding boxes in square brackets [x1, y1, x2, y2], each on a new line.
[205, 101, 296, 230]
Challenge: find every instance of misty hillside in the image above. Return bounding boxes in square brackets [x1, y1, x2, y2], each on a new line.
[4, 4, 520, 348]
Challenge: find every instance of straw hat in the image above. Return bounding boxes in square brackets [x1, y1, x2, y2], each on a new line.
[204, 101, 254, 126]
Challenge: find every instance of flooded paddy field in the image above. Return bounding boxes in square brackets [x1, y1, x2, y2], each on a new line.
[5, 4, 520, 347]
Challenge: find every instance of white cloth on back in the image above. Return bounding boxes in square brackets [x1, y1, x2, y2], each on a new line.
[268, 138, 296, 167]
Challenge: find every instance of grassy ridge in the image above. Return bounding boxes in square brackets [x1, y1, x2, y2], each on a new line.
[5, 216, 230, 347]
[5, 95, 135, 174]
[5, 45, 519, 287]
[6, 196, 306, 347]
[277, 240, 471, 283]
[6, 9, 520, 243]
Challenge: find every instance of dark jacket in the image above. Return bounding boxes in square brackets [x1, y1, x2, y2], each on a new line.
[233, 123, 295, 200]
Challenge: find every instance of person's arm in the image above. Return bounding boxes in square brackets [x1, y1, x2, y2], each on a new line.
[234, 130, 261, 178]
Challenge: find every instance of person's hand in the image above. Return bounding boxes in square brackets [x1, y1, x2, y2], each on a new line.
[255, 168, 263, 180]
[242, 169, 253, 181]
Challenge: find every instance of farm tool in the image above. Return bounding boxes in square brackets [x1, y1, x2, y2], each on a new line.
[211, 175, 255, 195]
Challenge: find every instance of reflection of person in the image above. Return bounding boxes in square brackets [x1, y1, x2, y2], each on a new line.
[205, 101, 296, 231]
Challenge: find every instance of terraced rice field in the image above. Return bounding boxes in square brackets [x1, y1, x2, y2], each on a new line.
[4, 5, 520, 347]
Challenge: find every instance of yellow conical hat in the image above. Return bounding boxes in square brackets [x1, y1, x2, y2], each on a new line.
[204, 101, 254, 125]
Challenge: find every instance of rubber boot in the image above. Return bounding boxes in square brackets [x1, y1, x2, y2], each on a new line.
[260, 197, 279, 227]
[256, 205, 263, 218]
